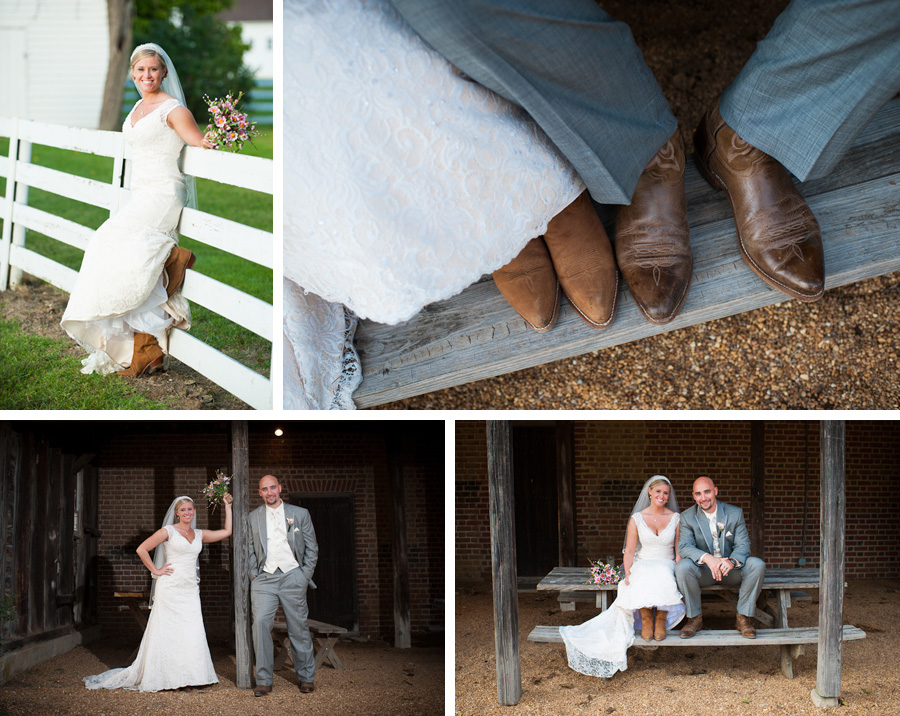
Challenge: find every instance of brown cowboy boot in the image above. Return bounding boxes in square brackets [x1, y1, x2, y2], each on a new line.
[492, 237, 560, 333]
[543, 191, 619, 329]
[680, 614, 703, 639]
[694, 99, 824, 302]
[164, 246, 196, 297]
[654, 609, 668, 641]
[615, 132, 693, 325]
[736, 613, 757, 639]
[116, 333, 166, 377]
[639, 608, 654, 641]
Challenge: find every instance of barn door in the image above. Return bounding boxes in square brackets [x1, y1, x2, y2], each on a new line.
[512, 425, 558, 578]
[289, 494, 357, 632]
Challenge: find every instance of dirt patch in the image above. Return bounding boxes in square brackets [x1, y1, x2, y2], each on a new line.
[456, 580, 900, 716]
[0, 275, 250, 410]
[0, 638, 443, 716]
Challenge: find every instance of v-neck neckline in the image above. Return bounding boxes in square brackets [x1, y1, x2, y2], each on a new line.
[130, 98, 170, 129]
[172, 526, 197, 545]
[638, 511, 675, 536]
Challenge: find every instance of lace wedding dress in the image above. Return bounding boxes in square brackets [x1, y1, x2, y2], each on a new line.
[283, 0, 586, 409]
[83, 526, 217, 692]
[560, 513, 686, 678]
[61, 98, 190, 374]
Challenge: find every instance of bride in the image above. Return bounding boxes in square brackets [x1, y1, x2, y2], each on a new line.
[284, 0, 619, 409]
[61, 43, 211, 378]
[84, 494, 232, 692]
[560, 475, 685, 677]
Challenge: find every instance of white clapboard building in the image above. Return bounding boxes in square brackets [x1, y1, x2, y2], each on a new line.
[0, 0, 109, 128]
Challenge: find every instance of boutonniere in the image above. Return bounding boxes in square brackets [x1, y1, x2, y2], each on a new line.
[717, 522, 726, 534]
[287, 517, 295, 529]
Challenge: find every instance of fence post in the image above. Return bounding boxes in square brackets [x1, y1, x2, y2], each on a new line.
[8, 138, 31, 289]
[1, 119, 20, 291]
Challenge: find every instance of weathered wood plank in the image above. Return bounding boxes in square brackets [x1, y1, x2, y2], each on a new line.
[538, 566, 822, 591]
[556, 422, 575, 567]
[388, 434, 412, 649]
[528, 624, 866, 646]
[750, 422, 765, 559]
[231, 421, 252, 689]
[354, 99, 900, 406]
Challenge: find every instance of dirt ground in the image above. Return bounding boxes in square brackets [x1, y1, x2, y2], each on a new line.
[0, 276, 249, 409]
[385, 0, 900, 410]
[455, 580, 900, 716]
[0, 636, 443, 716]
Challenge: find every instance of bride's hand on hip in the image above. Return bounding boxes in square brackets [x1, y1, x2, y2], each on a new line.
[153, 562, 174, 577]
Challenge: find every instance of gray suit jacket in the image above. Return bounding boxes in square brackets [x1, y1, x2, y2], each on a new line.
[248, 502, 318, 587]
[678, 501, 751, 567]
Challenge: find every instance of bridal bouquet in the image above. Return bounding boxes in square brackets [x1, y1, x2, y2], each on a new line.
[587, 559, 624, 586]
[203, 91, 260, 152]
[201, 470, 232, 511]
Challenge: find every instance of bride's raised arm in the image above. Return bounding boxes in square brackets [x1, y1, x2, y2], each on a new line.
[622, 516, 639, 585]
[167, 105, 214, 148]
[202, 493, 233, 543]
[136, 528, 172, 576]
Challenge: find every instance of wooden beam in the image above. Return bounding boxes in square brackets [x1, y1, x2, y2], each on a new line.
[486, 420, 521, 706]
[813, 420, 846, 708]
[70, 453, 95, 475]
[750, 421, 765, 559]
[555, 421, 576, 567]
[230, 421, 253, 689]
[388, 434, 411, 648]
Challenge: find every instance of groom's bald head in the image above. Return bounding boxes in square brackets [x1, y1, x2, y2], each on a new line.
[258, 474, 282, 506]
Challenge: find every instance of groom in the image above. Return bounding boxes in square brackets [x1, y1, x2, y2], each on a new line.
[676, 476, 765, 639]
[249, 475, 319, 696]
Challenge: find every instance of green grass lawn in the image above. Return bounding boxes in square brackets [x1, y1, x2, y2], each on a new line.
[0, 127, 273, 381]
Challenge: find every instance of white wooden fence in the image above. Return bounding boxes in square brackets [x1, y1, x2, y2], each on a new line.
[0, 117, 273, 410]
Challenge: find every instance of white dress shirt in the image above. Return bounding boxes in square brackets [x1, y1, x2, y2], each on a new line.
[264, 502, 301, 574]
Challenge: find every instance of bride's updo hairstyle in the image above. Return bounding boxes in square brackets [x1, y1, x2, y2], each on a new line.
[647, 477, 671, 495]
[130, 46, 168, 76]
[173, 497, 194, 523]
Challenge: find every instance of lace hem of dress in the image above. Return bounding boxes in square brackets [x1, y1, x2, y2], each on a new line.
[329, 307, 362, 410]
[565, 649, 629, 679]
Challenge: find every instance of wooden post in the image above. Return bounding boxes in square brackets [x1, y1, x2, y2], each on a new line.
[388, 435, 411, 648]
[556, 421, 576, 567]
[487, 420, 521, 706]
[231, 421, 253, 689]
[812, 420, 845, 708]
[750, 421, 765, 559]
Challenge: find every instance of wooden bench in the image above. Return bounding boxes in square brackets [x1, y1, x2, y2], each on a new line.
[273, 618, 348, 670]
[114, 591, 151, 662]
[527, 624, 866, 679]
[352, 98, 900, 406]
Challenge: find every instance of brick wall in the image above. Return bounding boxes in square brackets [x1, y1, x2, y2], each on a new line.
[94, 426, 443, 642]
[455, 420, 900, 583]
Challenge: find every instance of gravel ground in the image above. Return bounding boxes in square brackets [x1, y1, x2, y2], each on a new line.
[0, 638, 443, 716]
[455, 580, 900, 716]
[384, 0, 900, 410]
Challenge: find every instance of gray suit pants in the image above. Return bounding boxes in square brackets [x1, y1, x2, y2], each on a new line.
[251, 568, 315, 684]
[675, 556, 766, 619]
[391, 0, 900, 198]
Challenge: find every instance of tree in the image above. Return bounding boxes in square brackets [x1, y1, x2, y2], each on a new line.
[99, 0, 135, 131]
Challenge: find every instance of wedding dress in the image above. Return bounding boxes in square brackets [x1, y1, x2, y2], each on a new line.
[83, 526, 217, 692]
[283, 0, 586, 409]
[61, 98, 190, 374]
[560, 513, 685, 678]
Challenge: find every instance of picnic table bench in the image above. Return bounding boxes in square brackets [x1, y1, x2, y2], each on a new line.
[352, 97, 900, 407]
[273, 618, 348, 670]
[533, 567, 863, 678]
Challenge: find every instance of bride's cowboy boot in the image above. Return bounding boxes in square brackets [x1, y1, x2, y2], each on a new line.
[654, 609, 668, 641]
[543, 191, 619, 329]
[164, 246, 196, 297]
[492, 237, 561, 333]
[639, 608, 654, 641]
[117, 333, 166, 377]
[615, 132, 693, 324]
[694, 98, 824, 302]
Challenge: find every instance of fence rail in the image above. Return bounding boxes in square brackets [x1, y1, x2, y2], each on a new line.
[0, 116, 273, 410]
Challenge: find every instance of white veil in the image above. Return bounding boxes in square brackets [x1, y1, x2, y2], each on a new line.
[150, 495, 198, 606]
[623, 475, 679, 551]
[129, 42, 199, 210]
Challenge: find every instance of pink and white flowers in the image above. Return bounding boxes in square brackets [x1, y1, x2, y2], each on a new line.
[201, 470, 232, 511]
[587, 559, 624, 586]
[203, 91, 261, 152]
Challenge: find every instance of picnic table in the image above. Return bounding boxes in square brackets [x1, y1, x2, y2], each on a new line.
[532, 567, 865, 678]
[114, 592, 150, 661]
[273, 618, 348, 670]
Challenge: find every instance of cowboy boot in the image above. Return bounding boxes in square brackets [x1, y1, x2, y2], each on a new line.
[679, 614, 702, 639]
[117, 333, 166, 377]
[164, 246, 196, 297]
[654, 609, 668, 641]
[615, 131, 693, 324]
[492, 237, 560, 333]
[736, 613, 757, 639]
[543, 191, 619, 329]
[694, 99, 824, 302]
[639, 608, 654, 641]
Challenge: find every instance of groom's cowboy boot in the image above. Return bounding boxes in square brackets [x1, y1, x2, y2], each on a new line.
[116, 333, 166, 377]
[615, 132, 693, 324]
[164, 245, 196, 297]
[679, 614, 702, 639]
[543, 191, 619, 329]
[694, 99, 824, 302]
[639, 608, 654, 641]
[736, 613, 757, 639]
[253, 684, 272, 697]
[492, 237, 561, 333]
[300, 682, 315, 693]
